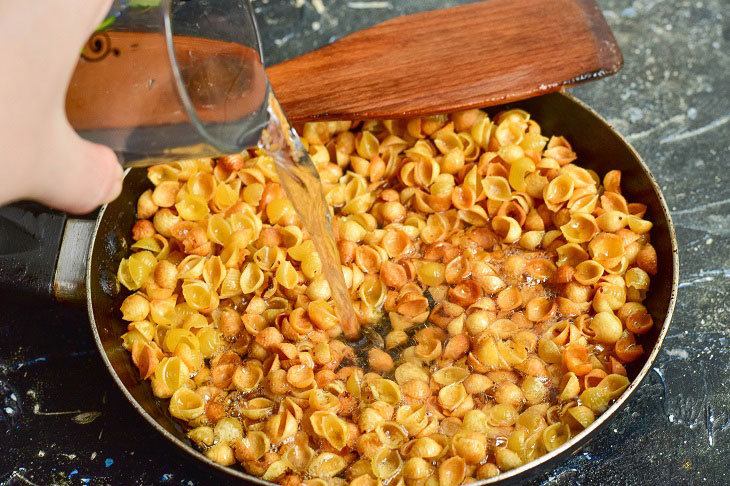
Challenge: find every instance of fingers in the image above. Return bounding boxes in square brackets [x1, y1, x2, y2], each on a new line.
[29, 123, 124, 215]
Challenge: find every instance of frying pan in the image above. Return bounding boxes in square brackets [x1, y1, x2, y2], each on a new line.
[0, 91, 678, 484]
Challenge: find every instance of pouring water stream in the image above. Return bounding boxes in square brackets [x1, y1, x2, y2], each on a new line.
[259, 95, 362, 341]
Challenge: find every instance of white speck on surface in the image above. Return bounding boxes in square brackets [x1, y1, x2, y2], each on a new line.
[621, 6, 637, 17]
[688, 107, 698, 119]
[4, 407, 14, 415]
[273, 32, 294, 47]
[311, 0, 326, 15]
[665, 348, 690, 359]
[38, 451, 45, 457]
[91, 452, 97, 460]
[626, 106, 644, 123]
[706, 238, 713, 245]
[312, 21, 321, 30]
[10, 393, 17, 401]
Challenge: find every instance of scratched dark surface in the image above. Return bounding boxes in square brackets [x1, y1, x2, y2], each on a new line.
[1, 0, 729, 485]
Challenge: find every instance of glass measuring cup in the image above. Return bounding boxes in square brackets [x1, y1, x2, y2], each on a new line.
[66, 0, 269, 167]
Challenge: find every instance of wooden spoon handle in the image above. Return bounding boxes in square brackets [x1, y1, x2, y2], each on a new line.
[267, 0, 622, 123]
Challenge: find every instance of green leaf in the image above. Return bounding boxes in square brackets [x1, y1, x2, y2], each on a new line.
[95, 16, 116, 32]
[128, 0, 162, 6]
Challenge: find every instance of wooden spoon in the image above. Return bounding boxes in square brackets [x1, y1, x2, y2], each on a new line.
[268, 0, 622, 123]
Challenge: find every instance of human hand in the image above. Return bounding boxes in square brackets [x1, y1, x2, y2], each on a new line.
[0, 0, 122, 214]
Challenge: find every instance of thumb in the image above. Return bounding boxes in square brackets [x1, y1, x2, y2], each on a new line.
[31, 124, 124, 215]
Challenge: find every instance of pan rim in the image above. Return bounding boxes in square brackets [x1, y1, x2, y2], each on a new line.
[86, 90, 679, 484]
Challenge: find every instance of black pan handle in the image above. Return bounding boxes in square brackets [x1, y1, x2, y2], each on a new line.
[0, 203, 94, 302]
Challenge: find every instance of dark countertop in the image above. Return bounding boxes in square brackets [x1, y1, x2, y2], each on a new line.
[1, 0, 729, 484]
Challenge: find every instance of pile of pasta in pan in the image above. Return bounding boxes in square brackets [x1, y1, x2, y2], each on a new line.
[117, 108, 657, 485]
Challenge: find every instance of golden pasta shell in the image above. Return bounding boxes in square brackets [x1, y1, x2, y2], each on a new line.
[308, 389, 340, 412]
[588, 232, 625, 265]
[286, 364, 314, 389]
[543, 174, 574, 210]
[402, 457, 433, 480]
[360, 274, 387, 309]
[187, 171, 217, 200]
[597, 373, 630, 400]
[375, 421, 409, 450]
[525, 296, 556, 322]
[560, 213, 598, 243]
[152, 181, 180, 208]
[556, 243, 590, 267]
[163, 328, 199, 354]
[491, 215, 522, 243]
[182, 280, 217, 311]
[261, 460, 289, 482]
[232, 363, 263, 392]
[205, 443, 235, 466]
[596, 210, 628, 232]
[371, 448, 403, 480]
[408, 436, 444, 459]
[451, 431, 487, 464]
[237, 431, 270, 461]
[573, 260, 604, 286]
[213, 417, 244, 447]
[461, 409, 490, 435]
[369, 379, 402, 406]
[316, 413, 348, 450]
[169, 387, 204, 421]
[266, 410, 298, 445]
[309, 452, 347, 478]
[432, 367, 470, 387]
[438, 456, 467, 486]
[496, 286, 523, 312]
[187, 426, 214, 447]
[120, 294, 150, 322]
[564, 405, 595, 430]
[176, 194, 210, 222]
[240, 397, 275, 420]
[558, 372, 580, 402]
[589, 311, 624, 344]
[481, 176, 510, 202]
[438, 383, 468, 411]
[570, 193, 599, 214]
[579, 386, 611, 414]
[137, 189, 159, 220]
[494, 446, 522, 471]
[283, 443, 315, 472]
[308, 300, 339, 331]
